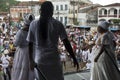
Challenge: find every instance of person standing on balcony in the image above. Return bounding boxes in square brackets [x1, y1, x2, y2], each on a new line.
[90, 21, 120, 80]
[27, 1, 79, 80]
[11, 13, 35, 80]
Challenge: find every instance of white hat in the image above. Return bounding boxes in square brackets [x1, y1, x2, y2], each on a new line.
[24, 13, 35, 26]
[98, 21, 110, 30]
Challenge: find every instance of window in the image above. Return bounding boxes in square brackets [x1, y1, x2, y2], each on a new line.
[56, 17, 59, 20]
[60, 5, 63, 10]
[65, 17, 67, 25]
[114, 9, 117, 14]
[99, 10, 102, 15]
[56, 5, 59, 10]
[60, 17, 63, 23]
[104, 10, 107, 15]
[65, 5, 68, 10]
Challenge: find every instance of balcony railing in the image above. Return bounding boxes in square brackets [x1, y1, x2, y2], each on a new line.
[108, 15, 117, 17]
[99, 15, 107, 17]
[99, 14, 119, 17]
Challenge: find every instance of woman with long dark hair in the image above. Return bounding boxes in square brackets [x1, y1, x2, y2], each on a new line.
[27, 1, 79, 80]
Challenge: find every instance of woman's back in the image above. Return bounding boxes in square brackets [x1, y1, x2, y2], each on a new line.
[28, 18, 67, 52]
[14, 30, 28, 47]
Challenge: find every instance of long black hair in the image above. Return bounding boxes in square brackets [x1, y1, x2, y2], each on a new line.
[38, 1, 54, 42]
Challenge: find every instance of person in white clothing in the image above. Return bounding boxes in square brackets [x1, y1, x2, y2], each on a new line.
[27, 1, 79, 80]
[0, 53, 11, 80]
[60, 50, 67, 69]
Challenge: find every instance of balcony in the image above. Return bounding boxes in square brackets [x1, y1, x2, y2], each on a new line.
[108, 14, 117, 17]
[98, 15, 107, 17]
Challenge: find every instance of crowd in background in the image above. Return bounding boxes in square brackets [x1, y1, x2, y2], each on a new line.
[0, 21, 120, 80]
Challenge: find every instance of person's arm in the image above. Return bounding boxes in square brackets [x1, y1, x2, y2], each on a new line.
[94, 45, 104, 62]
[94, 34, 109, 62]
[29, 42, 33, 61]
[29, 42, 36, 70]
[62, 38, 79, 71]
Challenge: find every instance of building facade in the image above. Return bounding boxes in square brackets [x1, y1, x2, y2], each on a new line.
[9, 0, 93, 25]
[52, 1, 69, 25]
[10, 1, 40, 22]
[98, 3, 120, 21]
[78, 4, 101, 26]
[98, 3, 120, 29]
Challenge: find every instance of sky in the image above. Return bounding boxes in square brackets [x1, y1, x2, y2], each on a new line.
[16, 0, 120, 5]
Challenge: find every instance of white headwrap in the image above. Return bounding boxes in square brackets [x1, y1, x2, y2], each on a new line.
[24, 13, 35, 26]
[98, 21, 110, 30]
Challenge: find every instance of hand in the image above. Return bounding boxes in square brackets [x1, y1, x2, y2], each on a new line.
[73, 58, 79, 71]
[29, 60, 36, 70]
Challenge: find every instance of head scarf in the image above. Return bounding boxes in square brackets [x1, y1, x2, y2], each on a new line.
[24, 13, 35, 26]
[98, 21, 110, 30]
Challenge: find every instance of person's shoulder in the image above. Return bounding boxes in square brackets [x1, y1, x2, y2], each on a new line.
[52, 18, 63, 25]
[29, 19, 39, 29]
[30, 19, 39, 25]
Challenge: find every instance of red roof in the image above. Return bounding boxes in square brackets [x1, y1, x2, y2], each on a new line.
[104, 3, 120, 7]
[16, 1, 41, 6]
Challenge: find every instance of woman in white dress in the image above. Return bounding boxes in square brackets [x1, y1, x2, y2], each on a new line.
[11, 14, 35, 80]
[90, 21, 120, 80]
[27, 1, 79, 80]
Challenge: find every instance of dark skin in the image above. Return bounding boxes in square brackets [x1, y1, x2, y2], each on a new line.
[63, 38, 79, 71]
[29, 38, 79, 71]
[94, 26, 107, 62]
[22, 24, 29, 31]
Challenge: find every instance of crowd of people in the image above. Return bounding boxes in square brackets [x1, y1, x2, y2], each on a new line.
[0, 1, 120, 80]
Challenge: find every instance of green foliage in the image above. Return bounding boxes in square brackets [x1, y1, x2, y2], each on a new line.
[110, 19, 120, 24]
[0, 0, 19, 12]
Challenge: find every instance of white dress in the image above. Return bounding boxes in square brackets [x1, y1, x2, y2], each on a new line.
[27, 18, 68, 80]
[11, 30, 34, 80]
[90, 32, 120, 80]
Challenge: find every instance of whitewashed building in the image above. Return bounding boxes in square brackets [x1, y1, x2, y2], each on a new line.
[98, 3, 120, 21]
[52, 1, 70, 25]
[10, 0, 93, 25]
[49, 0, 92, 25]
[78, 4, 101, 26]
[98, 3, 120, 29]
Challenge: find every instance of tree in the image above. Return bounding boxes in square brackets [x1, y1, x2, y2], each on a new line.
[0, 0, 19, 12]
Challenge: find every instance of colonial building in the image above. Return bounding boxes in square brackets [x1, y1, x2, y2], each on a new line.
[68, 0, 92, 25]
[51, 0, 92, 25]
[10, 1, 40, 21]
[78, 4, 101, 26]
[98, 3, 120, 21]
[52, 1, 69, 25]
[98, 3, 120, 29]
[10, 0, 93, 25]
